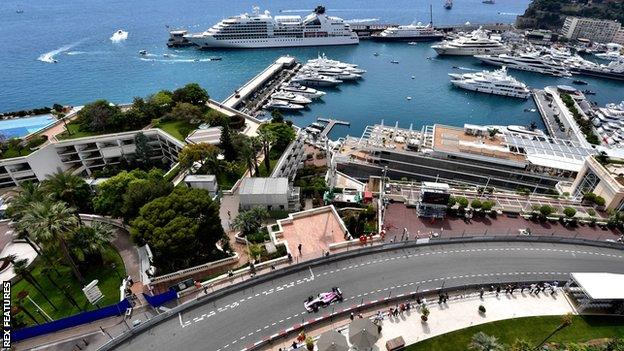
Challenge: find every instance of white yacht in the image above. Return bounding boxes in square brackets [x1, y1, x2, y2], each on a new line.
[573, 59, 624, 81]
[300, 66, 361, 80]
[592, 101, 624, 146]
[475, 52, 571, 77]
[291, 73, 343, 86]
[431, 27, 508, 55]
[449, 67, 531, 99]
[263, 99, 305, 111]
[270, 91, 312, 104]
[595, 43, 623, 61]
[280, 83, 326, 99]
[372, 23, 445, 42]
[185, 6, 359, 49]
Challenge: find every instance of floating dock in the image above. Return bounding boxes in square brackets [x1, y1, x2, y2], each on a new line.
[222, 56, 299, 113]
[317, 118, 350, 138]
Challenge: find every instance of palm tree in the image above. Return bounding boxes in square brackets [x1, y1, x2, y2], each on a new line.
[41, 170, 91, 216]
[8, 182, 63, 277]
[509, 339, 532, 351]
[534, 313, 574, 349]
[240, 139, 257, 177]
[71, 222, 115, 262]
[231, 207, 269, 236]
[12, 258, 58, 311]
[469, 332, 504, 351]
[14, 293, 40, 325]
[21, 201, 84, 283]
[257, 128, 275, 174]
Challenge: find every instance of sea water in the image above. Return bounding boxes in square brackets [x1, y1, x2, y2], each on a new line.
[1, 0, 622, 138]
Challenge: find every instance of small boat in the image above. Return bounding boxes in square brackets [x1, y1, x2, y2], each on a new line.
[408, 42, 418, 46]
[138, 50, 147, 55]
[163, 53, 170, 57]
[406, 96, 412, 100]
[452, 66, 460, 69]
[209, 57, 222, 61]
[483, 0, 495, 4]
[573, 79, 588, 85]
[390, 60, 399, 64]
[444, 0, 453, 10]
[411, 76, 415, 79]
[373, 52, 379, 56]
[194, 58, 200, 62]
[16, 9, 24, 14]
[524, 108, 536, 113]
[583, 90, 596, 95]
[271, 91, 312, 105]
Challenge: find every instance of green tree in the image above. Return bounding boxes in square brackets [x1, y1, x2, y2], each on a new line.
[130, 187, 227, 272]
[134, 132, 153, 167]
[20, 201, 83, 283]
[594, 196, 606, 207]
[172, 83, 209, 106]
[563, 207, 577, 218]
[271, 109, 284, 123]
[179, 143, 222, 173]
[509, 339, 532, 351]
[456, 197, 469, 209]
[220, 124, 236, 161]
[146, 90, 174, 118]
[539, 204, 555, 217]
[70, 222, 115, 263]
[481, 200, 495, 212]
[257, 128, 275, 174]
[121, 172, 173, 221]
[471, 199, 482, 209]
[469, 332, 504, 351]
[93, 169, 168, 218]
[232, 207, 269, 236]
[41, 171, 92, 214]
[76, 100, 122, 132]
[167, 102, 203, 123]
[259, 122, 296, 152]
[11, 258, 58, 311]
[448, 196, 457, 208]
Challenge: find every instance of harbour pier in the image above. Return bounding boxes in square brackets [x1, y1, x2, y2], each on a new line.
[222, 56, 300, 114]
[317, 118, 350, 138]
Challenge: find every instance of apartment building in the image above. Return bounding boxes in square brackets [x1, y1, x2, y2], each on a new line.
[0, 129, 184, 188]
[561, 16, 621, 43]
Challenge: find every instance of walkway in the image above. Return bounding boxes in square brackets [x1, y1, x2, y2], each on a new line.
[268, 288, 575, 350]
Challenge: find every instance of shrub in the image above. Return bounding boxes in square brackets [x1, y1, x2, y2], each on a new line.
[471, 199, 482, 209]
[456, 197, 469, 209]
[594, 196, 606, 207]
[563, 207, 577, 218]
[586, 208, 596, 217]
[481, 200, 495, 212]
[539, 205, 555, 217]
[478, 305, 486, 313]
[305, 336, 314, 351]
[448, 196, 457, 207]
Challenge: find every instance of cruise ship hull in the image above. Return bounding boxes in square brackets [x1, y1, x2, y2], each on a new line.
[451, 81, 530, 99]
[432, 46, 508, 56]
[371, 34, 445, 42]
[476, 56, 570, 77]
[572, 68, 624, 81]
[185, 35, 359, 49]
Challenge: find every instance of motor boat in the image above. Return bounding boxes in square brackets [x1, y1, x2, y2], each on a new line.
[263, 99, 305, 110]
[280, 83, 326, 99]
[271, 91, 312, 104]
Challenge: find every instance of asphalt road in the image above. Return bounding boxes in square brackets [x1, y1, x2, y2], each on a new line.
[113, 241, 624, 351]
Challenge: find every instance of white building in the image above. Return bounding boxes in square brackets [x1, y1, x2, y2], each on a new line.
[561, 16, 621, 43]
[184, 174, 219, 199]
[238, 177, 300, 211]
[614, 28, 624, 45]
[270, 132, 306, 181]
[0, 128, 183, 188]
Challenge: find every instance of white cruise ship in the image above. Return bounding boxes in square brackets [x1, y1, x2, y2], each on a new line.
[185, 6, 359, 49]
[475, 52, 571, 77]
[431, 27, 508, 55]
[371, 23, 445, 42]
[449, 67, 531, 99]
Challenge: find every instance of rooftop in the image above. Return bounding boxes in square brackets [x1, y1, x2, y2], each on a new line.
[571, 272, 624, 300]
[185, 126, 222, 145]
[184, 174, 217, 182]
[239, 177, 289, 195]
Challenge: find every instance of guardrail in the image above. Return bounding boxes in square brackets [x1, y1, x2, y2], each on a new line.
[96, 235, 624, 350]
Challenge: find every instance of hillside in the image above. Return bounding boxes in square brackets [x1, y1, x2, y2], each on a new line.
[516, 0, 624, 30]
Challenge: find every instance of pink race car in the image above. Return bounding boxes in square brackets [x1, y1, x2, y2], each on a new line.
[304, 287, 343, 312]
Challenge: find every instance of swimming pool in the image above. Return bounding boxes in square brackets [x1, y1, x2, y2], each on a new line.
[0, 114, 57, 139]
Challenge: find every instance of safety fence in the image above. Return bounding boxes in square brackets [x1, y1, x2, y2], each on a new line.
[143, 289, 178, 308]
[13, 299, 132, 342]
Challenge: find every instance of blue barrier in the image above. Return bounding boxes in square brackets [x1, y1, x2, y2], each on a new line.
[13, 299, 132, 342]
[143, 289, 178, 308]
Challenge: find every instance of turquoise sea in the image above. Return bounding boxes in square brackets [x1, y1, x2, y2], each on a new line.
[1, 0, 623, 138]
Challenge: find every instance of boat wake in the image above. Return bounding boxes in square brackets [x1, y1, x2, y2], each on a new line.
[458, 66, 478, 71]
[66, 50, 107, 56]
[110, 30, 129, 43]
[345, 18, 379, 24]
[37, 41, 82, 63]
[497, 12, 520, 16]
